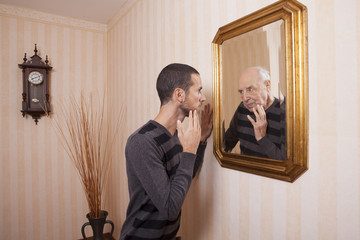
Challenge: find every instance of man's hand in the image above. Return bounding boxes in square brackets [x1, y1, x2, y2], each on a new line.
[247, 104, 267, 141]
[200, 103, 213, 142]
[177, 110, 201, 154]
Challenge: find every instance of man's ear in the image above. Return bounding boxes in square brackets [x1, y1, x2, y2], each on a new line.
[265, 80, 271, 92]
[174, 88, 185, 103]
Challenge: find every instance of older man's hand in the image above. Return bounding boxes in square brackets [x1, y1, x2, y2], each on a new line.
[247, 104, 267, 141]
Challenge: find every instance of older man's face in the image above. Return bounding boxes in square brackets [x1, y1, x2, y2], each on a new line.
[238, 69, 271, 112]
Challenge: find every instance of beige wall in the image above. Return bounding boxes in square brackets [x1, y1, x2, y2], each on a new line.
[1, 0, 360, 239]
[0, 5, 108, 239]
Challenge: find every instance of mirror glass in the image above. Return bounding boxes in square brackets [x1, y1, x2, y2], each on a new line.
[221, 20, 286, 158]
[212, 0, 308, 182]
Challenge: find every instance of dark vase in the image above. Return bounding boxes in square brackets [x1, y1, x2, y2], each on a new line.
[81, 210, 114, 240]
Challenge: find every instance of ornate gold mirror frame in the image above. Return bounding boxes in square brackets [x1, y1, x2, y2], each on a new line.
[212, 0, 308, 182]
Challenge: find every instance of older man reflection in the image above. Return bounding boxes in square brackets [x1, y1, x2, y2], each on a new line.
[224, 66, 286, 160]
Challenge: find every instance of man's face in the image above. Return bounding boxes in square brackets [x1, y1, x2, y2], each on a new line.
[181, 73, 206, 115]
[238, 69, 271, 112]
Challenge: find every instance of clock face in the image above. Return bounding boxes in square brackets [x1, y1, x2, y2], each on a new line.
[28, 71, 43, 85]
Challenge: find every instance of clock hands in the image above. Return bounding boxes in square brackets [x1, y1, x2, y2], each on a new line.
[28, 71, 43, 85]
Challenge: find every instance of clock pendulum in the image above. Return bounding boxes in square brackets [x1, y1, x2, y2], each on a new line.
[31, 83, 39, 103]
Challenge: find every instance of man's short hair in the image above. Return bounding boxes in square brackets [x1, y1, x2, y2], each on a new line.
[156, 63, 199, 105]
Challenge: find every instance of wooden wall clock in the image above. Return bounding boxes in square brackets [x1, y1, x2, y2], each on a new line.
[18, 44, 52, 124]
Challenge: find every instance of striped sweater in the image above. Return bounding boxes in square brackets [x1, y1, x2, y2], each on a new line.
[224, 97, 286, 160]
[120, 120, 206, 240]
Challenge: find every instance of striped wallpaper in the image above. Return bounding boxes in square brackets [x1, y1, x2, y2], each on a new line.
[0, 5, 108, 239]
[1, 0, 360, 239]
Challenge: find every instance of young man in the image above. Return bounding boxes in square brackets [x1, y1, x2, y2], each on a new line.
[120, 63, 213, 240]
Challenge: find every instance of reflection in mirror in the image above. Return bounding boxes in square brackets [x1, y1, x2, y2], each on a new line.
[212, 0, 308, 182]
[221, 20, 286, 159]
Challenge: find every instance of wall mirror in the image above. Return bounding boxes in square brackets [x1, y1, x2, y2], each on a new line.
[212, 0, 308, 182]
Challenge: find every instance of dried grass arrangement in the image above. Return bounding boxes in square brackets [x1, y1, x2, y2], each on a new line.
[54, 92, 121, 218]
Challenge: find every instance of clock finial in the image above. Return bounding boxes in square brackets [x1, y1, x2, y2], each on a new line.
[45, 55, 49, 65]
[23, 53, 27, 63]
[34, 44, 38, 55]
